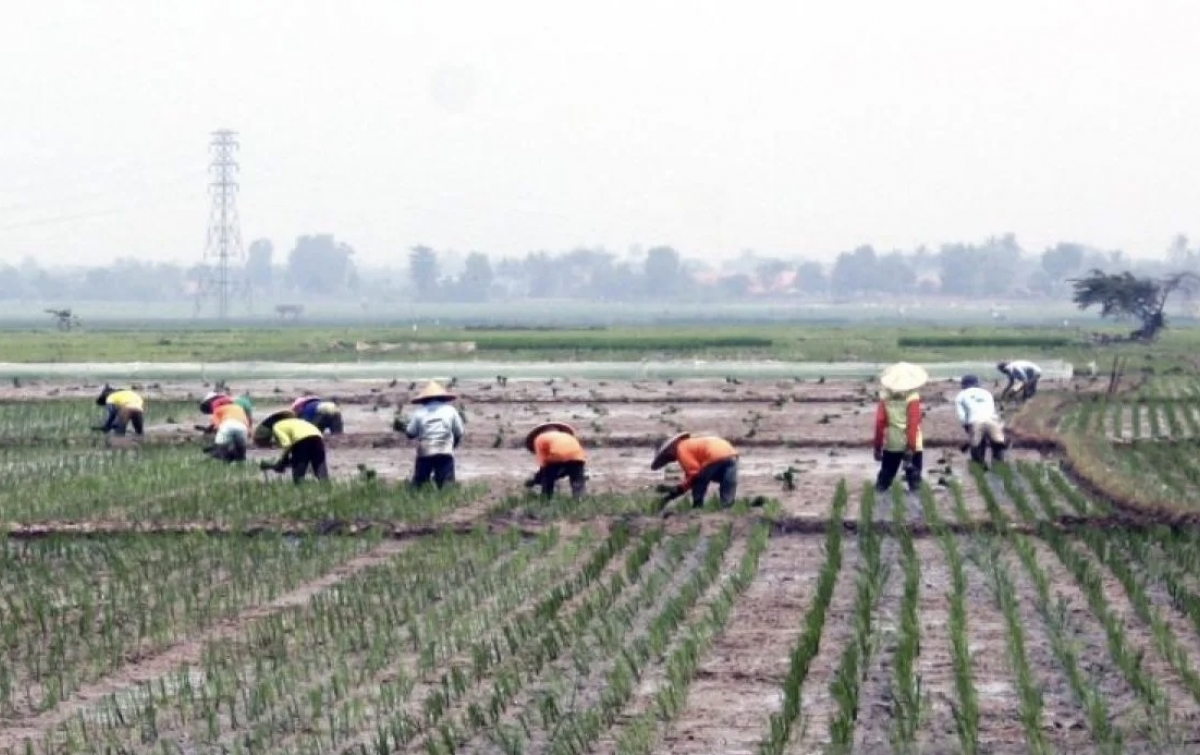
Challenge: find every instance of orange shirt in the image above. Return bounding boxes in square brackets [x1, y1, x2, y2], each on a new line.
[675, 437, 737, 486]
[534, 431, 586, 466]
[211, 402, 250, 430]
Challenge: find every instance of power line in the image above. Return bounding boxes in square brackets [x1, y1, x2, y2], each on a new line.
[194, 129, 250, 319]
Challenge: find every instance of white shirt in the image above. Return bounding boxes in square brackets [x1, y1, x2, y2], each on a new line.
[955, 387, 998, 426]
[1005, 360, 1041, 380]
[405, 401, 465, 456]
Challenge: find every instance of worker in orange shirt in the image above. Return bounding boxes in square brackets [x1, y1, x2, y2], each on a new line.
[650, 432, 738, 509]
[196, 392, 251, 462]
[522, 422, 587, 499]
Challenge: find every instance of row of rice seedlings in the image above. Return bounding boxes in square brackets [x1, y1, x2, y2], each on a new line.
[961, 474, 1047, 753]
[494, 490, 776, 521]
[485, 527, 704, 753]
[759, 479, 849, 754]
[539, 524, 737, 754]
[615, 521, 771, 754]
[0, 443, 488, 524]
[1021, 464, 1200, 707]
[0, 401, 198, 441]
[35, 527, 573, 754]
[1061, 398, 1102, 435]
[826, 483, 887, 749]
[1051, 457, 1200, 642]
[0, 448, 119, 488]
[252, 526, 581, 755]
[890, 486, 922, 749]
[396, 524, 680, 754]
[0, 533, 376, 719]
[917, 486, 978, 752]
[976, 469, 1122, 750]
[994, 467, 1173, 742]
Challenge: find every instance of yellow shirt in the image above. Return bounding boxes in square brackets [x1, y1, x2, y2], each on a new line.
[271, 418, 321, 449]
[106, 390, 144, 412]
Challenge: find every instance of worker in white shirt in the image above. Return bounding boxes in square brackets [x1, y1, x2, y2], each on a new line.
[955, 375, 1007, 466]
[997, 359, 1042, 401]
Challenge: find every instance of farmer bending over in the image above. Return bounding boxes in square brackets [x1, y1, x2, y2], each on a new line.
[291, 395, 344, 435]
[652, 432, 739, 510]
[254, 410, 329, 482]
[873, 362, 925, 493]
[955, 375, 1006, 468]
[523, 422, 586, 499]
[94, 385, 145, 437]
[997, 359, 1042, 401]
[197, 392, 251, 462]
[402, 381, 464, 489]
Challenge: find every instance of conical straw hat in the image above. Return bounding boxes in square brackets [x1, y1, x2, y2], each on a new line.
[411, 380, 457, 404]
[260, 409, 296, 429]
[651, 432, 692, 471]
[879, 362, 928, 393]
[524, 422, 575, 452]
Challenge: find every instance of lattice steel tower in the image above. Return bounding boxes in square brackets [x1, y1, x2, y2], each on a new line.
[194, 129, 249, 318]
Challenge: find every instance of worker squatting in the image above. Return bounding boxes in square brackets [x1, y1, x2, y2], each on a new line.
[91, 360, 1039, 504]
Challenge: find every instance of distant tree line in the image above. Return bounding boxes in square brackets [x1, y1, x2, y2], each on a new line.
[3, 232, 1200, 305]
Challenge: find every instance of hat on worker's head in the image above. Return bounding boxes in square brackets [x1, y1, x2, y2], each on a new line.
[253, 408, 296, 447]
[199, 392, 230, 415]
[290, 395, 320, 413]
[411, 381, 456, 404]
[879, 362, 928, 394]
[960, 374, 980, 389]
[525, 422, 575, 453]
[651, 432, 691, 471]
[95, 384, 115, 406]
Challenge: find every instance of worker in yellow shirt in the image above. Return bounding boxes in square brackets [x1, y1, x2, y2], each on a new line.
[253, 409, 329, 482]
[651, 432, 739, 509]
[523, 422, 587, 499]
[94, 384, 145, 437]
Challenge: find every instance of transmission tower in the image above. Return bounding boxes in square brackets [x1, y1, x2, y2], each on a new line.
[194, 129, 250, 318]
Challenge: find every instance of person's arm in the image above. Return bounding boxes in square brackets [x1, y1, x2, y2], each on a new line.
[906, 398, 921, 452]
[100, 403, 118, 431]
[273, 426, 294, 467]
[873, 402, 887, 454]
[954, 394, 967, 426]
[405, 411, 422, 440]
[451, 409, 465, 447]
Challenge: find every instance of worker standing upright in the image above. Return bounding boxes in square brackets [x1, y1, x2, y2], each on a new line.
[523, 422, 587, 499]
[651, 432, 739, 509]
[402, 381, 464, 489]
[997, 359, 1042, 401]
[94, 385, 145, 437]
[291, 395, 344, 435]
[954, 375, 1007, 467]
[873, 362, 926, 493]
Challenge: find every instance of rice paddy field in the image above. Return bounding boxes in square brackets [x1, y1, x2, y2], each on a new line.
[1, 325, 1199, 754]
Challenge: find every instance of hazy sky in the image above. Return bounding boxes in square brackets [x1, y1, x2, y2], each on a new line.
[2, 1, 1199, 267]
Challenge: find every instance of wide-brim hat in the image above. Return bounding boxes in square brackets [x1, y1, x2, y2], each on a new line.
[879, 362, 928, 393]
[260, 409, 296, 429]
[525, 422, 575, 453]
[411, 380, 456, 404]
[651, 432, 691, 471]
